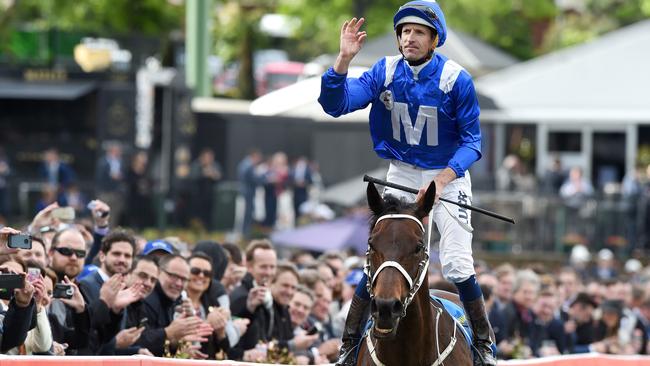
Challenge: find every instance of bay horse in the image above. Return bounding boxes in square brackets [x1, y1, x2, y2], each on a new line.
[356, 181, 473, 366]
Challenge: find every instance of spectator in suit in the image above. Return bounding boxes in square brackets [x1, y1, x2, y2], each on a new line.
[136, 254, 213, 357]
[46, 227, 90, 354]
[229, 239, 277, 359]
[268, 261, 302, 350]
[500, 269, 542, 359]
[190, 148, 223, 230]
[126, 151, 153, 229]
[40, 148, 75, 190]
[79, 229, 136, 301]
[533, 289, 567, 355]
[289, 286, 321, 364]
[290, 156, 313, 222]
[116, 256, 160, 356]
[237, 149, 263, 238]
[95, 142, 126, 226]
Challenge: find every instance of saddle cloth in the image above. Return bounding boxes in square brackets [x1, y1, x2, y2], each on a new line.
[430, 294, 473, 348]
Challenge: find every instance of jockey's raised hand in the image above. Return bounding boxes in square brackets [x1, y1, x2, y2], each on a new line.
[334, 18, 367, 74]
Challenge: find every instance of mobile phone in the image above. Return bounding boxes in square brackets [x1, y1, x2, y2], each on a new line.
[0, 273, 25, 300]
[52, 207, 75, 221]
[26, 267, 41, 283]
[53, 283, 74, 299]
[138, 317, 148, 328]
[87, 201, 109, 218]
[7, 233, 32, 250]
[306, 322, 322, 335]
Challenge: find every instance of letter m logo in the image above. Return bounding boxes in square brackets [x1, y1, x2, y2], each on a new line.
[390, 102, 438, 146]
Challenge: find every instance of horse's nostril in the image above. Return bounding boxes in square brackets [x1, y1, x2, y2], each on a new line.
[371, 298, 378, 314]
[392, 300, 403, 315]
[373, 298, 403, 318]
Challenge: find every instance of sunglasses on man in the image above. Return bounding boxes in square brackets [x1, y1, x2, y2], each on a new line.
[54, 247, 87, 258]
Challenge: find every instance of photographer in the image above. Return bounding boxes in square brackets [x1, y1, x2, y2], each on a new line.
[0, 227, 37, 353]
[4, 260, 51, 355]
[47, 227, 90, 354]
[83, 199, 111, 266]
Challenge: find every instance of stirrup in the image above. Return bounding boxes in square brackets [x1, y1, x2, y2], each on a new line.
[335, 342, 359, 366]
[471, 342, 497, 366]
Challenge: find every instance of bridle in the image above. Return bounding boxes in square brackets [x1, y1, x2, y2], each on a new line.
[364, 213, 430, 318]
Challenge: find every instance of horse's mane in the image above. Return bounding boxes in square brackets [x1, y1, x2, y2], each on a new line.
[368, 193, 418, 231]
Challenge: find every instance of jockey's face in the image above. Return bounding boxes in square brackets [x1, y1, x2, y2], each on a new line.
[399, 23, 436, 62]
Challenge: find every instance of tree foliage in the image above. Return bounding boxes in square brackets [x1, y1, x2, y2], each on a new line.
[275, 0, 649, 61]
[1, 0, 183, 35]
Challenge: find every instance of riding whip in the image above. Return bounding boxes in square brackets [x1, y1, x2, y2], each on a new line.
[363, 174, 516, 224]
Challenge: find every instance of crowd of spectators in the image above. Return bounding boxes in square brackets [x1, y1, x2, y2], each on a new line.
[1, 192, 650, 362]
[468, 255, 650, 359]
[0, 198, 349, 362]
[1, 147, 650, 363]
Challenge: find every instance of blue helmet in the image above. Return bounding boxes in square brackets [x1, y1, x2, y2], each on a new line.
[393, 1, 447, 47]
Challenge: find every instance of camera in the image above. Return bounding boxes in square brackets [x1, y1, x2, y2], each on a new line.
[53, 283, 74, 299]
[0, 273, 25, 300]
[7, 233, 32, 250]
[306, 322, 323, 335]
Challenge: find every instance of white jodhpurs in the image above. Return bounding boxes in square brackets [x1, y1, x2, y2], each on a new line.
[384, 160, 476, 283]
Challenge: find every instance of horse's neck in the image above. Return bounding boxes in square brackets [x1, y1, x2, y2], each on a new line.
[399, 287, 436, 339]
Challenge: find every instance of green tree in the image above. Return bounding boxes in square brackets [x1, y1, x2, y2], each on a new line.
[0, 0, 183, 63]
[212, 0, 275, 99]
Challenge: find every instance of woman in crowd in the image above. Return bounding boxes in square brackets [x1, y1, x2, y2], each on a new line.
[185, 251, 234, 359]
[0, 256, 48, 355]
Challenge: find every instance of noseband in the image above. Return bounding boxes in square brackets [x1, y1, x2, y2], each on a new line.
[365, 213, 430, 318]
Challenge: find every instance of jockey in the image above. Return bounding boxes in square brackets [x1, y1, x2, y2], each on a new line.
[318, 1, 497, 365]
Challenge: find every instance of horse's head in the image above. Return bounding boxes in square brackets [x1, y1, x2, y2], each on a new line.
[365, 181, 436, 338]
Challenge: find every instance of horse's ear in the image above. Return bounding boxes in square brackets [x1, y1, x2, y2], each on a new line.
[415, 180, 436, 219]
[367, 182, 384, 216]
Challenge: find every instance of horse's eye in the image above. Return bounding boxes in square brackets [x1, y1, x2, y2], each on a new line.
[415, 243, 425, 253]
[367, 239, 374, 252]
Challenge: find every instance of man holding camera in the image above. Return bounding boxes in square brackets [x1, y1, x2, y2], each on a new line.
[46, 227, 90, 354]
[0, 227, 38, 352]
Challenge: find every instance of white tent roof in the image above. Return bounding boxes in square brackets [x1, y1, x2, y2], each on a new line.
[476, 20, 650, 124]
[249, 66, 370, 122]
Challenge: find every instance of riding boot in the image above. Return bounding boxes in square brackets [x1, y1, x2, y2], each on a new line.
[335, 294, 371, 366]
[464, 297, 498, 366]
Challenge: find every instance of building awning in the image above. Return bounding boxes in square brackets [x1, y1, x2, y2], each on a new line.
[0, 80, 96, 100]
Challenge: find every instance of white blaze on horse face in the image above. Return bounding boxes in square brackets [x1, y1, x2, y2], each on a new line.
[390, 102, 438, 146]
